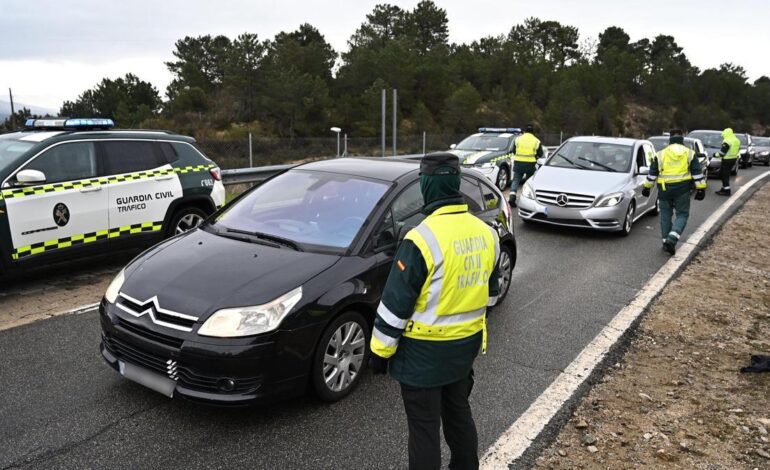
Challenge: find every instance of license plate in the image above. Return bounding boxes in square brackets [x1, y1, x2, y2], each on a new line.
[119, 360, 176, 398]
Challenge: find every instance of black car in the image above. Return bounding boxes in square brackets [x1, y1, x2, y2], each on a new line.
[99, 158, 517, 405]
[751, 136, 770, 166]
[735, 133, 755, 168]
[687, 130, 740, 177]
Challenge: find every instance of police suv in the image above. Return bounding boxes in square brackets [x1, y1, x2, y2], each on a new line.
[448, 128, 521, 190]
[0, 118, 225, 275]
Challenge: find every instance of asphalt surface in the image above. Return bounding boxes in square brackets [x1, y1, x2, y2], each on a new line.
[1, 166, 767, 469]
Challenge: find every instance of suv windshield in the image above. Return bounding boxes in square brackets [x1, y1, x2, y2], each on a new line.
[688, 132, 723, 148]
[753, 137, 770, 146]
[547, 141, 632, 173]
[456, 134, 514, 151]
[0, 139, 34, 170]
[213, 170, 389, 251]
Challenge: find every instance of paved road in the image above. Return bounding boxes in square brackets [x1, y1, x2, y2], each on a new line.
[1, 167, 767, 469]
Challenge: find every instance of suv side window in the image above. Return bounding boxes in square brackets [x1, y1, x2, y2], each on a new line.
[103, 141, 163, 175]
[392, 182, 425, 228]
[158, 142, 179, 164]
[460, 176, 484, 213]
[22, 142, 97, 184]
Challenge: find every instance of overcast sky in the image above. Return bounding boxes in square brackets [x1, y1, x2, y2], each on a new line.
[2, 0, 769, 111]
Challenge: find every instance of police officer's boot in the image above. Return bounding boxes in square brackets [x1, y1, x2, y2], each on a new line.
[508, 194, 517, 208]
[715, 187, 731, 196]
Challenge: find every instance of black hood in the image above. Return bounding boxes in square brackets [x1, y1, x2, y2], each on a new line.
[122, 229, 340, 318]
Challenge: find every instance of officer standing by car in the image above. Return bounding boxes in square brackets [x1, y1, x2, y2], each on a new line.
[714, 127, 741, 196]
[509, 124, 544, 207]
[642, 129, 706, 254]
[369, 152, 500, 470]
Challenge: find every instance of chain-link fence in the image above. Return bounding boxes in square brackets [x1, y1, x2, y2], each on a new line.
[196, 131, 574, 170]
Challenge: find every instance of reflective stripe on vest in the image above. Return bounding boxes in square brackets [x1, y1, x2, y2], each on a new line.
[403, 205, 498, 350]
[723, 135, 741, 160]
[514, 133, 540, 163]
[657, 144, 694, 186]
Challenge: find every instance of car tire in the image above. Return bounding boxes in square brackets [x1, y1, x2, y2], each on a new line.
[619, 201, 635, 237]
[496, 166, 509, 191]
[312, 310, 370, 402]
[494, 244, 515, 306]
[649, 197, 660, 216]
[166, 206, 208, 237]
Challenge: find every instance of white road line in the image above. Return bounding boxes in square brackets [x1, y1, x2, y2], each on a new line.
[481, 171, 770, 469]
[62, 302, 100, 316]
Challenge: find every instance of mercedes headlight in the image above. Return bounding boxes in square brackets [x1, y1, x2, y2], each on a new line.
[760, 151, 769, 156]
[595, 192, 624, 207]
[104, 269, 125, 304]
[521, 181, 535, 199]
[198, 286, 302, 337]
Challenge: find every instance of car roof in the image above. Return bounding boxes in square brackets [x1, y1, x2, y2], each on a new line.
[295, 157, 420, 182]
[567, 136, 641, 146]
[0, 129, 196, 144]
[688, 130, 721, 134]
[648, 135, 699, 143]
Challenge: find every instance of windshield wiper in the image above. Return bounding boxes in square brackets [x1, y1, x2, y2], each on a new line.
[553, 153, 587, 169]
[215, 227, 281, 248]
[577, 157, 617, 172]
[250, 231, 303, 251]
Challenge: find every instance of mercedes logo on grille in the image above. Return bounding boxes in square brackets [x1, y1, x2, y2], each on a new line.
[556, 194, 569, 207]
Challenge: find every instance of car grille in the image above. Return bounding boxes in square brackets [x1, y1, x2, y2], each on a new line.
[117, 317, 184, 348]
[103, 334, 262, 395]
[117, 295, 197, 330]
[535, 190, 595, 208]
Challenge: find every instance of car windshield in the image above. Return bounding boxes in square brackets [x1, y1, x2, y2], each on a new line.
[0, 139, 34, 170]
[648, 137, 668, 152]
[736, 134, 748, 145]
[213, 170, 390, 251]
[546, 141, 632, 173]
[688, 132, 723, 148]
[456, 134, 513, 151]
[753, 137, 770, 146]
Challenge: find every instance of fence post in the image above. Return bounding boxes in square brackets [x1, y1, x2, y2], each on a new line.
[559, 131, 563, 145]
[381, 89, 386, 158]
[343, 133, 348, 157]
[392, 89, 397, 156]
[248, 132, 253, 167]
[423, 131, 426, 155]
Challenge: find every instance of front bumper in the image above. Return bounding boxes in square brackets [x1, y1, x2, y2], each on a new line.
[755, 153, 770, 164]
[99, 300, 313, 405]
[517, 196, 626, 231]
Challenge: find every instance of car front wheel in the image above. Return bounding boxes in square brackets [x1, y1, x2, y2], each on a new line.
[495, 244, 514, 306]
[167, 206, 207, 237]
[619, 202, 635, 237]
[312, 311, 369, 402]
[496, 166, 509, 191]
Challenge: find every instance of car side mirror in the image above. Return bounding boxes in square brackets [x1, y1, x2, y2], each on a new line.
[450, 144, 457, 150]
[15, 169, 46, 186]
[638, 166, 650, 175]
[536, 158, 545, 166]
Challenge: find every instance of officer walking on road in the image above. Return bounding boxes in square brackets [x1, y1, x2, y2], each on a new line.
[642, 129, 707, 255]
[508, 124, 544, 207]
[714, 127, 741, 196]
[369, 153, 500, 470]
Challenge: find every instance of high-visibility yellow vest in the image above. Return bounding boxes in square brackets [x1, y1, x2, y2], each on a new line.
[403, 204, 499, 352]
[657, 144, 694, 185]
[514, 133, 540, 163]
[722, 134, 740, 160]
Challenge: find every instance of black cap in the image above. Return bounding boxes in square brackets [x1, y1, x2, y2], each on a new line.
[525, 124, 535, 133]
[669, 128, 683, 136]
[420, 152, 460, 176]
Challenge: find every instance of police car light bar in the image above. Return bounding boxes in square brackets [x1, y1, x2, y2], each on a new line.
[24, 118, 115, 130]
[478, 127, 521, 134]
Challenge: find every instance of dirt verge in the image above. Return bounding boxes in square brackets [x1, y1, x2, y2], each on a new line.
[535, 185, 770, 468]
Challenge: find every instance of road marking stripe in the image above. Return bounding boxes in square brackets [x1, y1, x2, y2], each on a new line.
[480, 170, 770, 469]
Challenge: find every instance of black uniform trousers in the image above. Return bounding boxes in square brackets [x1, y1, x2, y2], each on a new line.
[400, 371, 478, 470]
[720, 158, 734, 189]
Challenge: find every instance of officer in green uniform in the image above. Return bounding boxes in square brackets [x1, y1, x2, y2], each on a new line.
[714, 127, 741, 196]
[642, 129, 706, 254]
[508, 124, 544, 207]
[369, 152, 500, 470]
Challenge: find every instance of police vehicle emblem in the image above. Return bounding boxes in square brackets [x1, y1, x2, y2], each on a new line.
[53, 203, 70, 227]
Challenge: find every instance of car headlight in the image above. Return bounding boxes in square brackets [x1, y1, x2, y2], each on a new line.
[104, 269, 125, 304]
[521, 181, 535, 199]
[760, 151, 769, 156]
[595, 192, 624, 207]
[476, 162, 495, 169]
[198, 286, 302, 337]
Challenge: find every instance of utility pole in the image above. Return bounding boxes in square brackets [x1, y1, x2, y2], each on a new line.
[381, 89, 386, 158]
[392, 89, 397, 156]
[248, 132, 253, 167]
[8, 88, 16, 131]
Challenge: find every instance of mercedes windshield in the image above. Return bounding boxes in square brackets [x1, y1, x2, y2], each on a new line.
[546, 141, 633, 173]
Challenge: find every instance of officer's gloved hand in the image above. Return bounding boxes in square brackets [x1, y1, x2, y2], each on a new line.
[369, 355, 389, 375]
[641, 187, 651, 198]
[694, 189, 706, 201]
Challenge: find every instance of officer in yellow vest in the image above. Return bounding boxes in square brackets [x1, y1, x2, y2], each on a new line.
[508, 124, 544, 207]
[369, 152, 500, 470]
[714, 127, 741, 196]
[642, 129, 706, 254]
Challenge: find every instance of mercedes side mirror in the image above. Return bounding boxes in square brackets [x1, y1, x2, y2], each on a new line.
[536, 158, 546, 166]
[450, 144, 457, 150]
[15, 169, 46, 186]
[638, 166, 650, 175]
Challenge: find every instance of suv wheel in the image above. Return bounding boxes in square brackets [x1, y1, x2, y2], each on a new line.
[495, 244, 515, 306]
[496, 166, 509, 191]
[619, 202, 635, 237]
[167, 207, 207, 237]
[312, 311, 369, 402]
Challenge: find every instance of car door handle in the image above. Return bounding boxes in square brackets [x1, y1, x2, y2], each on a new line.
[155, 175, 174, 181]
[79, 186, 102, 193]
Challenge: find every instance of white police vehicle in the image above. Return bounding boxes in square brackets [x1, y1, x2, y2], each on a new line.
[0, 118, 225, 275]
[448, 128, 522, 190]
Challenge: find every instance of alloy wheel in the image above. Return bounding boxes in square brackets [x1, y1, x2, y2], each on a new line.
[624, 204, 634, 233]
[497, 248, 512, 302]
[323, 321, 365, 392]
[497, 169, 509, 191]
[175, 213, 204, 235]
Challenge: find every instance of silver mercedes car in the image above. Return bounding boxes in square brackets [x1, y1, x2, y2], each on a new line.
[517, 137, 660, 235]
